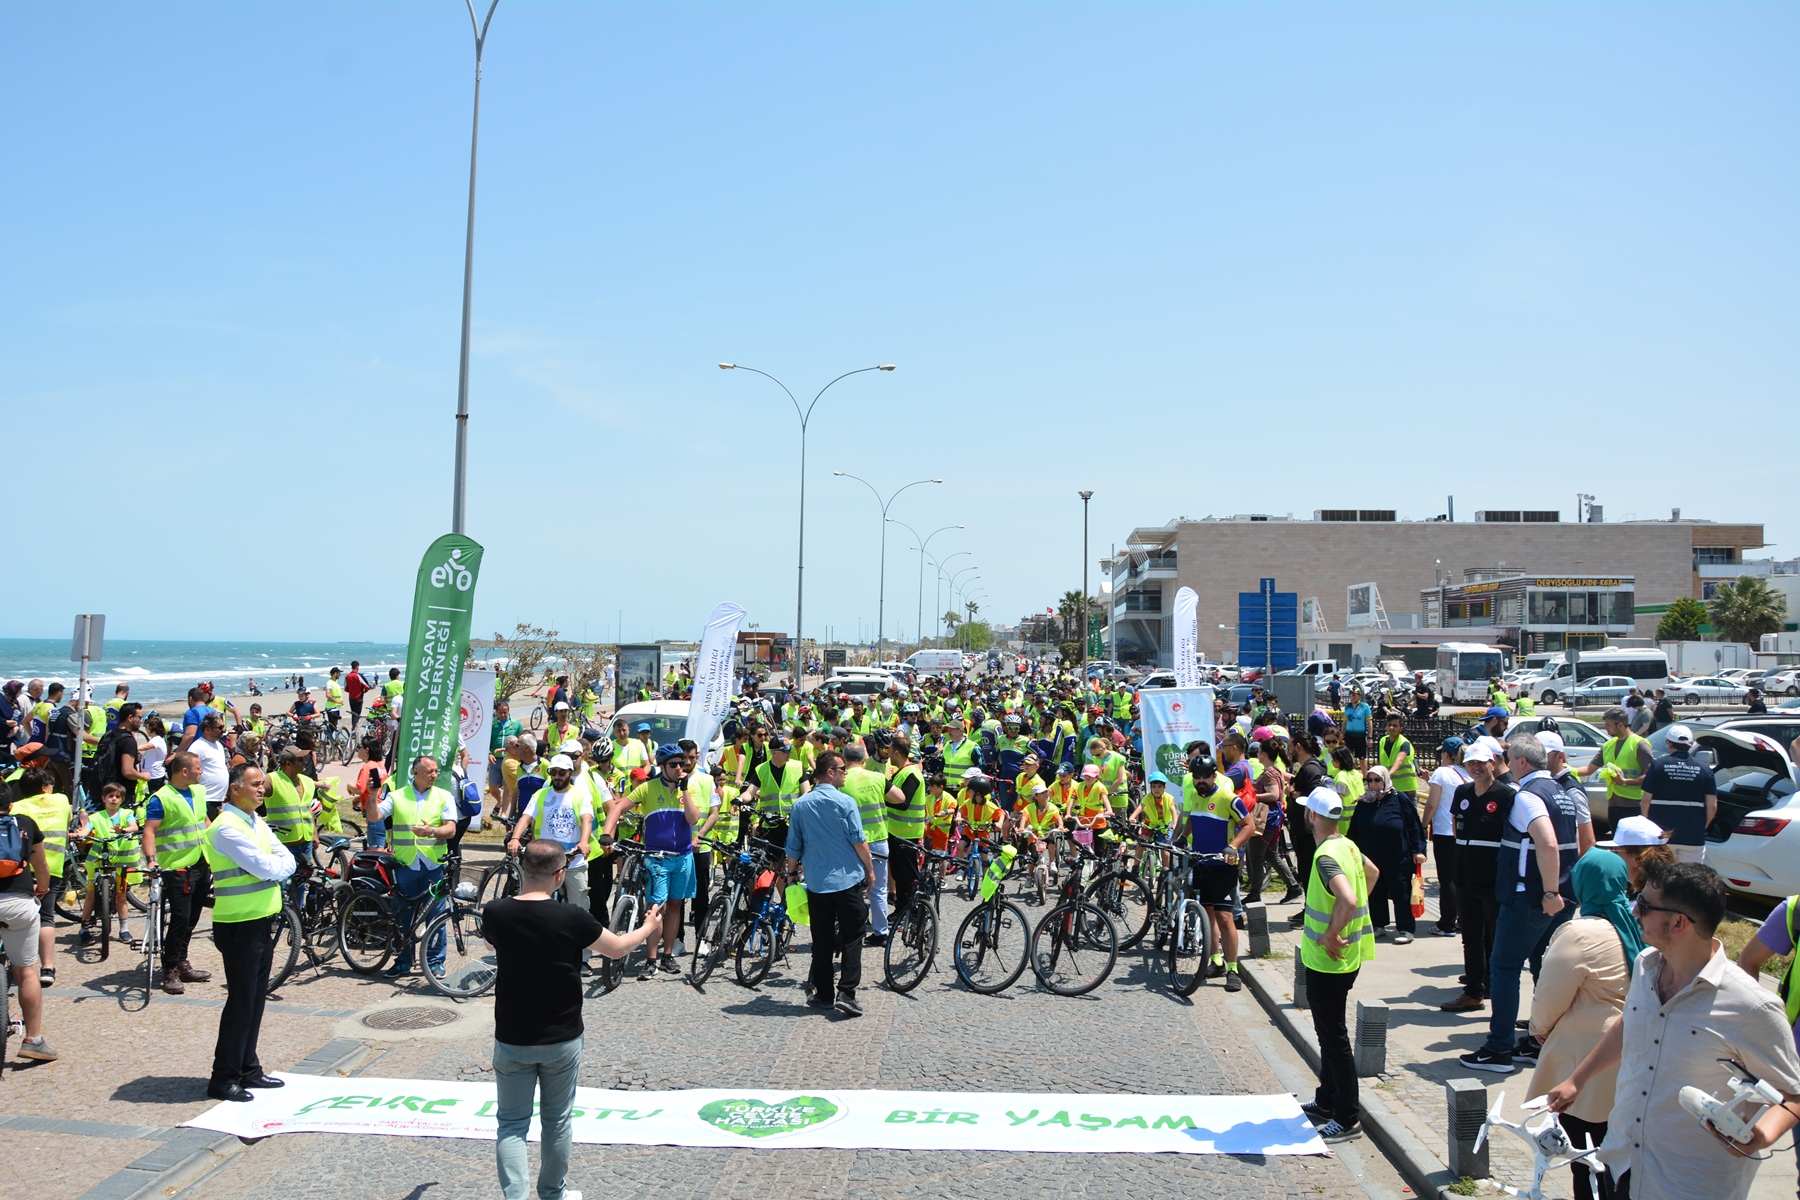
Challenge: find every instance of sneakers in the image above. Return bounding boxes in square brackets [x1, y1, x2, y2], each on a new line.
[1392, 932, 1414, 946]
[1279, 886, 1303, 904]
[78, 925, 95, 945]
[1207, 957, 1226, 979]
[1317, 1118, 1362, 1142]
[1513, 1036, 1541, 1066]
[1300, 1100, 1330, 1123]
[1436, 925, 1459, 937]
[1458, 1047, 1516, 1073]
[834, 992, 864, 1018]
[17, 1036, 59, 1062]
[657, 955, 681, 975]
[636, 963, 658, 982]
[1439, 992, 1486, 1013]
[1224, 970, 1243, 993]
[801, 982, 833, 1009]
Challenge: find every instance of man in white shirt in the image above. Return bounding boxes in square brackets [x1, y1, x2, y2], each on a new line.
[1421, 738, 1470, 938]
[189, 713, 231, 818]
[507, 755, 592, 910]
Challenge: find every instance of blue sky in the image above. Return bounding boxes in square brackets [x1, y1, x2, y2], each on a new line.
[7, 2, 1795, 646]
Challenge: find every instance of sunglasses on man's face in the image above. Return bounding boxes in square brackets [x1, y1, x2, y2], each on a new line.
[1632, 896, 1692, 922]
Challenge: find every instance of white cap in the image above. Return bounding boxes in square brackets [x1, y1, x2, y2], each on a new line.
[1462, 741, 1498, 764]
[1665, 724, 1695, 747]
[559, 740, 584, 755]
[553, 701, 570, 710]
[1031, 781, 1048, 795]
[1477, 735, 1507, 759]
[1598, 815, 1669, 848]
[1304, 785, 1344, 820]
[1536, 731, 1566, 754]
[547, 754, 574, 771]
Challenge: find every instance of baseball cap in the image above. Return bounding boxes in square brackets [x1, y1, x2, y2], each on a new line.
[1477, 735, 1507, 760]
[1439, 736, 1464, 754]
[1484, 706, 1510, 720]
[1304, 785, 1344, 820]
[1462, 741, 1498, 764]
[1030, 781, 1048, 795]
[768, 737, 790, 752]
[1536, 731, 1566, 754]
[1665, 724, 1695, 747]
[553, 701, 570, 711]
[548, 754, 574, 771]
[1147, 771, 1168, 786]
[634, 722, 651, 733]
[1056, 762, 1075, 776]
[558, 740, 583, 755]
[1598, 815, 1669, 849]
[1081, 764, 1101, 780]
[279, 745, 309, 762]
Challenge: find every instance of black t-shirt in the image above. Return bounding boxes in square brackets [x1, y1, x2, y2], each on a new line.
[482, 897, 604, 1046]
[0, 812, 44, 895]
[1290, 760, 1326, 806]
[1450, 781, 1515, 889]
[108, 731, 141, 788]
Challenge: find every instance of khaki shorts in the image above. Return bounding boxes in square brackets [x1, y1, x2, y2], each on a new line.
[0, 892, 42, 968]
[1670, 843, 1706, 864]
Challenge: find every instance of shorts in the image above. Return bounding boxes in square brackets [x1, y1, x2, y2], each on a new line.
[1670, 843, 1706, 864]
[1193, 862, 1239, 909]
[0, 892, 42, 967]
[644, 852, 696, 904]
[487, 761, 503, 790]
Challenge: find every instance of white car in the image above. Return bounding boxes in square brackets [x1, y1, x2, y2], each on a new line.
[1754, 669, 1800, 697]
[610, 699, 725, 762]
[1700, 730, 1800, 902]
[1667, 676, 1750, 705]
[1719, 668, 1765, 685]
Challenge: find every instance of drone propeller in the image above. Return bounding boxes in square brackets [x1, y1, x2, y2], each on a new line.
[1474, 1091, 1507, 1154]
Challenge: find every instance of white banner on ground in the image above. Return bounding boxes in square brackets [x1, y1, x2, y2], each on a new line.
[186, 1075, 1324, 1155]
[1172, 587, 1200, 687]
[459, 665, 495, 764]
[1139, 686, 1216, 786]
[684, 601, 747, 756]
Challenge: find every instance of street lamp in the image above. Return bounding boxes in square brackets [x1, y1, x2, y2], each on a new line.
[450, 0, 501, 535]
[927, 550, 972, 642]
[949, 570, 980, 638]
[834, 472, 941, 663]
[720, 362, 895, 681]
[1079, 490, 1094, 674]
[892, 520, 963, 653]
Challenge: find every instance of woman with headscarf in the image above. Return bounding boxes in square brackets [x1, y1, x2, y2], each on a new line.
[1526, 850, 1640, 1200]
[1345, 765, 1426, 944]
[1, 680, 26, 754]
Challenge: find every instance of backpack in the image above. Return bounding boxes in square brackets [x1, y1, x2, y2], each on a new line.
[0, 813, 27, 878]
[454, 773, 482, 821]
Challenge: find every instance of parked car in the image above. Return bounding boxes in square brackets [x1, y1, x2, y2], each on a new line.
[1713, 715, 1800, 756]
[1666, 676, 1751, 705]
[1719, 668, 1765, 685]
[1565, 676, 1637, 707]
[1755, 669, 1800, 697]
[1136, 671, 1179, 690]
[610, 699, 725, 764]
[1697, 729, 1800, 902]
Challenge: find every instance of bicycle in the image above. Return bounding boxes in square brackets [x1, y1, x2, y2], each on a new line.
[138, 868, 165, 1000]
[952, 848, 1030, 994]
[1029, 836, 1117, 996]
[268, 851, 350, 991]
[77, 831, 144, 961]
[883, 842, 953, 993]
[1159, 846, 1226, 997]
[601, 840, 649, 993]
[689, 830, 775, 988]
[733, 862, 797, 989]
[337, 862, 490, 999]
[1080, 823, 1154, 951]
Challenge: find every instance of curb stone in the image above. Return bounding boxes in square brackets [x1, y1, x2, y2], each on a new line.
[1238, 955, 1467, 1200]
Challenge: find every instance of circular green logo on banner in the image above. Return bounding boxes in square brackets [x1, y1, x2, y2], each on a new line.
[697, 1096, 840, 1139]
[1155, 743, 1187, 781]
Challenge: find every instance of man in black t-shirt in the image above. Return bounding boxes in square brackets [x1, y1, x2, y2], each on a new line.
[483, 839, 658, 1200]
[0, 795, 58, 1061]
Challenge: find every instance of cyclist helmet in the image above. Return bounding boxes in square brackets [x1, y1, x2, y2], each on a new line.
[870, 728, 894, 751]
[589, 737, 614, 762]
[902, 702, 922, 715]
[966, 774, 994, 796]
[1535, 716, 1560, 734]
[1003, 712, 1022, 727]
[654, 743, 683, 765]
[1094, 717, 1114, 733]
[722, 719, 742, 741]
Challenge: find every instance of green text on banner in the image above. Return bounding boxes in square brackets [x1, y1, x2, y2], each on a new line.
[398, 533, 484, 770]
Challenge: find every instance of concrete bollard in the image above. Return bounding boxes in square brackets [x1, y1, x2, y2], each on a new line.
[1293, 951, 1309, 1010]
[1354, 998, 1389, 1076]
[1245, 902, 1270, 958]
[1446, 1077, 1491, 1180]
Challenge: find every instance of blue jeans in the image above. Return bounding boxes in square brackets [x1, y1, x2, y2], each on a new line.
[494, 1034, 583, 1200]
[365, 818, 387, 848]
[1482, 893, 1573, 1054]
[393, 859, 446, 971]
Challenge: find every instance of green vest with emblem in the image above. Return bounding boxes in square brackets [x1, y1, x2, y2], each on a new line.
[1300, 833, 1375, 973]
[886, 762, 926, 840]
[203, 805, 284, 922]
[1602, 734, 1650, 804]
[149, 782, 209, 869]
[388, 785, 451, 867]
[264, 770, 316, 844]
[841, 766, 889, 843]
[14, 792, 74, 875]
[752, 758, 805, 819]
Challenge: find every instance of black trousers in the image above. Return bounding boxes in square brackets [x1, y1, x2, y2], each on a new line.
[806, 884, 867, 1000]
[1368, 859, 1416, 934]
[1286, 801, 1318, 893]
[1431, 835, 1459, 932]
[688, 848, 713, 939]
[889, 838, 921, 913]
[163, 858, 212, 972]
[1560, 1114, 1611, 1200]
[1455, 879, 1500, 997]
[1305, 965, 1361, 1124]
[588, 852, 615, 930]
[211, 915, 276, 1087]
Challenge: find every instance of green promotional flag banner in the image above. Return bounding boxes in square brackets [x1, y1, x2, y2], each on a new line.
[187, 1074, 1326, 1155]
[397, 533, 484, 771]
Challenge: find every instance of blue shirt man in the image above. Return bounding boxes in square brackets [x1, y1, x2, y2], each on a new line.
[1641, 724, 1717, 857]
[781, 753, 876, 1015]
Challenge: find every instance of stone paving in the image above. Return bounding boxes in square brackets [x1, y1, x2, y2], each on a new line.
[2, 877, 1397, 1200]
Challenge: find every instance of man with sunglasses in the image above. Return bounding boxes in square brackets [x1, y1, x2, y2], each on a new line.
[507, 754, 593, 911]
[1547, 862, 1800, 1200]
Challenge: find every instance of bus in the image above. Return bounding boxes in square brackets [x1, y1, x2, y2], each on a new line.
[1435, 642, 1508, 704]
[1527, 648, 1670, 705]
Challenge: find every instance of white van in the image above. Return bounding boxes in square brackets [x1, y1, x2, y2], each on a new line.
[1279, 659, 1339, 677]
[1528, 648, 1670, 706]
[907, 649, 963, 673]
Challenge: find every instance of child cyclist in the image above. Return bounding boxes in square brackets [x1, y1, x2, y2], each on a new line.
[80, 782, 140, 947]
[955, 774, 1007, 873]
[1017, 780, 1063, 900]
[1068, 763, 1112, 862]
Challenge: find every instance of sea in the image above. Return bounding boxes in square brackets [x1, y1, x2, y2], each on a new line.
[0, 638, 411, 705]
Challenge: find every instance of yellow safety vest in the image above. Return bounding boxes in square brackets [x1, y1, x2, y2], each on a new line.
[149, 782, 209, 870]
[14, 792, 74, 876]
[1300, 834, 1375, 974]
[1602, 734, 1650, 804]
[388, 785, 451, 867]
[752, 759, 805, 819]
[1379, 735, 1417, 791]
[264, 770, 316, 844]
[204, 805, 284, 922]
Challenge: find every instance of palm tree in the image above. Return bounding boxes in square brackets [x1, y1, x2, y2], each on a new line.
[1708, 576, 1788, 646]
[1057, 589, 1084, 643]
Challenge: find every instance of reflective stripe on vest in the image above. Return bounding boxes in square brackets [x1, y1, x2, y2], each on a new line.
[842, 767, 888, 843]
[264, 771, 315, 843]
[1602, 734, 1649, 802]
[941, 740, 978, 786]
[151, 783, 209, 869]
[752, 760, 805, 819]
[12, 794, 72, 875]
[886, 763, 926, 839]
[1380, 736, 1417, 789]
[1496, 777, 1579, 902]
[388, 786, 450, 867]
[204, 806, 283, 922]
[1300, 835, 1374, 973]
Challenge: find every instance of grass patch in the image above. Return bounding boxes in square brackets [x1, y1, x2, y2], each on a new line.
[1719, 916, 1790, 985]
[1447, 1176, 1480, 1196]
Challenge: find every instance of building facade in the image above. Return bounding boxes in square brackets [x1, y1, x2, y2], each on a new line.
[1108, 511, 1763, 667]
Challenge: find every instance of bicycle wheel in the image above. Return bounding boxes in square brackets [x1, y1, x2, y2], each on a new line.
[304, 884, 344, 965]
[1167, 899, 1211, 996]
[424, 908, 497, 999]
[55, 855, 89, 923]
[529, 704, 545, 730]
[884, 901, 938, 993]
[687, 896, 733, 987]
[96, 873, 114, 962]
[337, 890, 398, 973]
[1031, 900, 1117, 996]
[954, 900, 1029, 994]
[601, 893, 640, 993]
[125, 871, 152, 913]
[143, 877, 162, 996]
[1082, 871, 1152, 951]
[266, 906, 304, 992]
[734, 918, 778, 988]
[337, 817, 365, 841]
[477, 862, 519, 908]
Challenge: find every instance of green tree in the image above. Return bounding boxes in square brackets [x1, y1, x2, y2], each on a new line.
[1654, 597, 1707, 642]
[1708, 576, 1788, 646]
[962, 620, 995, 652]
[1057, 589, 1084, 643]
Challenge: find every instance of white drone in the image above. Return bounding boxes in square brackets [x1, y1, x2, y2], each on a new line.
[1473, 1092, 1603, 1200]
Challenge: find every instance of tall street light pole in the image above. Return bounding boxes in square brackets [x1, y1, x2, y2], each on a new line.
[892, 520, 963, 651]
[721, 362, 895, 683]
[451, 0, 501, 535]
[834, 472, 941, 663]
[933, 553, 973, 642]
[1079, 490, 1094, 677]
